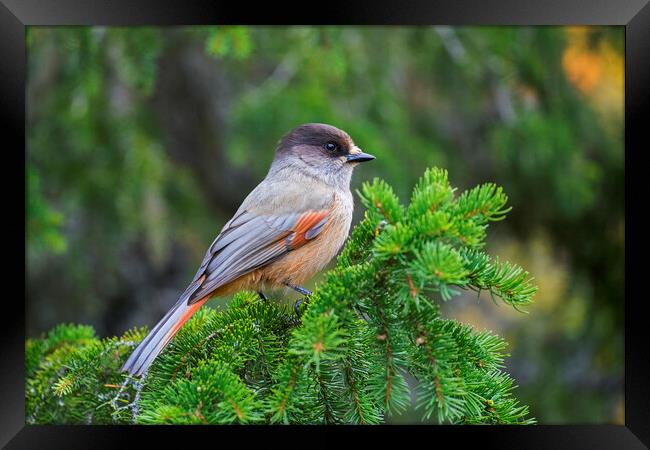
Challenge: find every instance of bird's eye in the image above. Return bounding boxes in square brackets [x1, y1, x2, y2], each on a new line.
[325, 142, 338, 152]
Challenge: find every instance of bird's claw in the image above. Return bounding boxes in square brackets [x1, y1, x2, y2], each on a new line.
[283, 283, 312, 316]
[294, 297, 311, 315]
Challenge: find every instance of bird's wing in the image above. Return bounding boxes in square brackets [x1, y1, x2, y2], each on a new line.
[184, 208, 330, 304]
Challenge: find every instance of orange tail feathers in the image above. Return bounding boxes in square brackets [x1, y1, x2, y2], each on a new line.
[120, 296, 208, 377]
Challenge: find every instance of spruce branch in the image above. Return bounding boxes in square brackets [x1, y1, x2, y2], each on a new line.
[26, 167, 537, 424]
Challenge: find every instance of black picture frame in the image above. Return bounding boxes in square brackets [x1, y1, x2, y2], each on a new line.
[3, 1, 648, 448]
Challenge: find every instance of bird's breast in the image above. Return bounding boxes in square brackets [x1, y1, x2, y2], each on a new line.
[259, 190, 353, 287]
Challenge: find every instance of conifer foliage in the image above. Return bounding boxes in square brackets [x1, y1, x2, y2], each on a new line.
[26, 168, 537, 424]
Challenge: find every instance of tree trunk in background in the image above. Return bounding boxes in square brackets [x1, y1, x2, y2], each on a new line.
[152, 36, 258, 217]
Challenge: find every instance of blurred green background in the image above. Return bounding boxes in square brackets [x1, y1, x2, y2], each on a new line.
[26, 26, 624, 424]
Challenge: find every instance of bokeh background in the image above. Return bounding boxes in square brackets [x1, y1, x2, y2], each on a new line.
[26, 26, 624, 424]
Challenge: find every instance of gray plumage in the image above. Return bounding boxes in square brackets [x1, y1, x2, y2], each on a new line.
[120, 123, 374, 377]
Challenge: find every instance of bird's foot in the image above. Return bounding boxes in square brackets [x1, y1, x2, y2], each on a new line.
[257, 291, 269, 302]
[284, 283, 312, 315]
[285, 283, 312, 296]
[294, 297, 311, 315]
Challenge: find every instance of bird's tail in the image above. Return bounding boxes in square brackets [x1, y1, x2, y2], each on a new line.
[120, 295, 207, 377]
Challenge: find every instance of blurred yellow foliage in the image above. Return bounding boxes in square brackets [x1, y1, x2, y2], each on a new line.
[494, 232, 569, 315]
[444, 231, 571, 337]
[562, 27, 623, 121]
[612, 396, 625, 424]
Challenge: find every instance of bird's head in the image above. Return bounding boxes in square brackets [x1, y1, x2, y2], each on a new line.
[272, 123, 375, 188]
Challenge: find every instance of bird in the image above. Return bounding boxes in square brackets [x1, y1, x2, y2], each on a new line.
[120, 123, 375, 377]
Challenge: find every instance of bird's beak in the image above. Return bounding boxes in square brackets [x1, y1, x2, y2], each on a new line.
[346, 147, 376, 163]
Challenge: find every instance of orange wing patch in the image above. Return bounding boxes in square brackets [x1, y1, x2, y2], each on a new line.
[285, 210, 329, 250]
